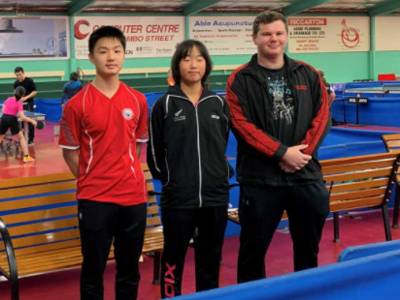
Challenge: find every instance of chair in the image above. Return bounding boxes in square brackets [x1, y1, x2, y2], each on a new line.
[381, 133, 400, 228]
[0, 134, 21, 157]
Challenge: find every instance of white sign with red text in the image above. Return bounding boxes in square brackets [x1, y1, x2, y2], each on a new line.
[0, 17, 68, 59]
[73, 16, 184, 58]
[188, 16, 255, 55]
[375, 17, 400, 51]
[288, 16, 369, 53]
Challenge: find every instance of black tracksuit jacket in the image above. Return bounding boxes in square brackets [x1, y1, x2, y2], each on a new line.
[226, 54, 330, 186]
[147, 85, 230, 209]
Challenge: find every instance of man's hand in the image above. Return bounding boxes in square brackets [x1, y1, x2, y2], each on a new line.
[280, 144, 312, 173]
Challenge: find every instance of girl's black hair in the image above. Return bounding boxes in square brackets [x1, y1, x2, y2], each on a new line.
[15, 86, 26, 100]
[171, 39, 212, 86]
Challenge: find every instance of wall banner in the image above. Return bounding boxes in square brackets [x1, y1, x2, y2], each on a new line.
[375, 17, 400, 51]
[288, 16, 369, 53]
[74, 16, 184, 59]
[189, 16, 255, 55]
[0, 17, 68, 59]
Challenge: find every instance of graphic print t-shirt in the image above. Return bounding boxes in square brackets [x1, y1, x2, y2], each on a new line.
[259, 65, 295, 145]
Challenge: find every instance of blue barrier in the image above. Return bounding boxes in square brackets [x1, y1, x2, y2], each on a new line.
[338, 240, 400, 262]
[35, 98, 62, 122]
[332, 97, 400, 126]
[344, 80, 400, 90]
[331, 80, 400, 126]
[175, 249, 400, 300]
[33, 92, 165, 122]
[145, 92, 164, 109]
[318, 126, 396, 159]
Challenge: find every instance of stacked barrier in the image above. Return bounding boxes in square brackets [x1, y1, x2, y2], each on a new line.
[175, 241, 400, 300]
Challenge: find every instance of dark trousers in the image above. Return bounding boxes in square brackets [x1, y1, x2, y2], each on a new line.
[78, 200, 147, 300]
[160, 206, 227, 298]
[23, 101, 35, 143]
[237, 181, 329, 283]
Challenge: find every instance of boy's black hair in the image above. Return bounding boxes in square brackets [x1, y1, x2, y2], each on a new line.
[88, 26, 126, 54]
[15, 86, 26, 100]
[171, 39, 212, 86]
[14, 66, 24, 73]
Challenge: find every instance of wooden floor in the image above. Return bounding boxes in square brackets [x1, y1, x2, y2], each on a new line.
[0, 123, 70, 180]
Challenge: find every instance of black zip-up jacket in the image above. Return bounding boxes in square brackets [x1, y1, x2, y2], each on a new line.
[147, 85, 230, 209]
[226, 54, 330, 186]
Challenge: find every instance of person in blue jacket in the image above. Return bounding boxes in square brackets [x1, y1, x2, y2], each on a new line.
[61, 71, 82, 104]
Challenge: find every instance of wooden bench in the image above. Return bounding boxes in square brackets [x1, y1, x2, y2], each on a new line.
[0, 165, 163, 300]
[381, 133, 400, 228]
[227, 152, 400, 242]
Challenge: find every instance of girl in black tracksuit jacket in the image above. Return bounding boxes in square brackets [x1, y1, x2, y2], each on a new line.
[147, 40, 230, 298]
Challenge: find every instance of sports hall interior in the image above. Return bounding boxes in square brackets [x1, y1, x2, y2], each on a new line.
[2, 0, 400, 299]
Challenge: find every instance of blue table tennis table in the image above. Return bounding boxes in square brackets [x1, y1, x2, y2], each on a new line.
[0, 109, 45, 136]
[0, 111, 45, 120]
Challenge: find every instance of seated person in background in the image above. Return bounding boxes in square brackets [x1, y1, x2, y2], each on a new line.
[61, 72, 82, 105]
[0, 86, 37, 163]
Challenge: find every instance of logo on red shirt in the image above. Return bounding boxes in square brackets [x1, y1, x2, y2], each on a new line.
[122, 108, 134, 120]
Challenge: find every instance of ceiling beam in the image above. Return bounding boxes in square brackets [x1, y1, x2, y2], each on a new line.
[282, 0, 336, 16]
[183, 0, 221, 16]
[368, 0, 400, 16]
[68, 0, 95, 15]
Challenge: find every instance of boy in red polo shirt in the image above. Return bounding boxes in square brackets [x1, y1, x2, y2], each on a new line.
[59, 26, 148, 300]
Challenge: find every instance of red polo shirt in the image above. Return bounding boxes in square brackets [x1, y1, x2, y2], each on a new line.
[59, 82, 148, 206]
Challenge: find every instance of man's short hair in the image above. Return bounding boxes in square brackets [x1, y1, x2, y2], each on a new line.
[14, 66, 24, 73]
[253, 11, 288, 36]
[88, 26, 126, 54]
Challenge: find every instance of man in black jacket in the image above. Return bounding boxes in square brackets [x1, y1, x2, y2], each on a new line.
[14, 66, 37, 145]
[226, 11, 330, 283]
